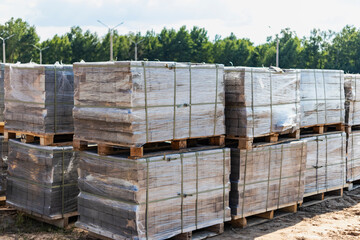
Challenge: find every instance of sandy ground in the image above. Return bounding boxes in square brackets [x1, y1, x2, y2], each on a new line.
[1, 188, 360, 239]
[214, 187, 360, 240]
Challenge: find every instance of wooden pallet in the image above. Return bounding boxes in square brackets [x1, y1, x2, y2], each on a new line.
[300, 123, 345, 135]
[4, 130, 73, 146]
[0, 196, 5, 206]
[7, 202, 77, 228]
[300, 187, 344, 208]
[345, 180, 360, 191]
[346, 125, 360, 134]
[231, 203, 298, 228]
[172, 223, 224, 240]
[0, 122, 4, 134]
[227, 130, 300, 150]
[73, 135, 225, 159]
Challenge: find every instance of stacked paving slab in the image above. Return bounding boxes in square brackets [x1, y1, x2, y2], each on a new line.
[225, 67, 347, 226]
[4, 63, 78, 223]
[73, 61, 231, 239]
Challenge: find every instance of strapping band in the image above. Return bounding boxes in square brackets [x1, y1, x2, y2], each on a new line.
[142, 63, 149, 142]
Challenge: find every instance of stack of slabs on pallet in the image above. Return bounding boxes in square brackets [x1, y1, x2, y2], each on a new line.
[224, 67, 300, 139]
[6, 139, 78, 218]
[344, 74, 360, 127]
[225, 67, 306, 224]
[301, 133, 346, 195]
[4, 63, 74, 134]
[299, 70, 346, 197]
[0, 137, 8, 196]
[76, 148, 230, 239]
[73, 61, 225, 145]
[73, 61, 230, 239]
[299, 69, 345, 128]
[4, 63, 77, 226]
[230, 141, 306, 218]
[345, 74, 360, 182]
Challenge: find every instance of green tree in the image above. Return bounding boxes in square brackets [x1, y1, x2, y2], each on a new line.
[0, 18, 39, 63]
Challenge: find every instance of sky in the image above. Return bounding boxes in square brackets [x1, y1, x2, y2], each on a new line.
[0, 0, 360, 45]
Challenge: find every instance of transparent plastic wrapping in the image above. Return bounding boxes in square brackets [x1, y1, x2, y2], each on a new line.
[6, 139, 78, 218]
[0, 136, 9, 196]
[0, 64, 5, 122]
[224, 67, 300, 138]
[299, 69, 345, 127]
[4, 63, 74, 134]
[73, 61, 225, 147]
[76, 147, 230, 240]
[230, 141, 306, 217]
[344, 74, 360, 126]
[347, 131, 360, 182]
[302, 133, 346, 194]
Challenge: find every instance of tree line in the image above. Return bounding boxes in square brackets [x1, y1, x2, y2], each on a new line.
[1, 18, 360, 73]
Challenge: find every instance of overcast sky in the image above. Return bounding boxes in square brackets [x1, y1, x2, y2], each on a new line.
[0, 0, 359, 45]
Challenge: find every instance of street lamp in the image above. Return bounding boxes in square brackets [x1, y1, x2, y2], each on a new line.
[268, 26, 279, 67]
[0, 34, 14, 63]
[97, 20, 124, 61]
[33, 45, 49, 64]
[130, 38, 144, 61]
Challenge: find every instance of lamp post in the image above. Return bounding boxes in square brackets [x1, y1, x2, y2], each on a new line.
[33, 45, 49, 64]
[268, 26, 280, 67]
[97, 20, 124, 61]
[0, 34, 14, 63]
[130, 38, 144, 61]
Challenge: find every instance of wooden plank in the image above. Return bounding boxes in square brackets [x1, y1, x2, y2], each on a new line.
[209, 136, 225, 146]
[171, 140, 187, 150]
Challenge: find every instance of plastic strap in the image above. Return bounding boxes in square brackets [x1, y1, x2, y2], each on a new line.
[241, 150, 248, 218]
[145, 157, 149, 240]
[189, 65, 192, 137]
[213, 65, 219, 135]
[195, 152, 199, 228]
[295, 71, 299, 125]
[265, 146, 272, 211]
[339, 71, 344, 123]
[180, 153, 184, 232]
[222, 149, 226, 222]
[277, 144, 284, 208]
[341, 133, 345, 187]
[251, 69, 255, 138]
[269, 72, 273, 133]
[142, 62, 149, 142]
[61, 147, 65, 217]
[54, 66, 57, 133]
[313, 70, 319, 124]
[315, 137, 319, 192]
[297, 142, 305, 203]
[322, 70, 327, 124]
[325, 135, 328, 191]
[352, 75, 357, 125]
[173, 63, 177, 139]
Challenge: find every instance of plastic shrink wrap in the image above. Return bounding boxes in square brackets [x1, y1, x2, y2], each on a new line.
[224, 67, 300, 138]
[302, 133, 346, 195]
[230, 141, 306, 217]
[72, 61, 225, 147]
[0, 136, 8, 196]
[6, 139, 78, 218]
[76, 147, 230, 240]
[344, 74, 360, 126]
[299, 69, 345, 127]
[4, 63, 74, 134]
[0, 64, 5, 122]
[347, 131, 360, 182]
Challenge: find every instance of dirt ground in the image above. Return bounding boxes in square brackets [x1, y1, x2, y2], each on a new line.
[1, 188, 360, 239]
